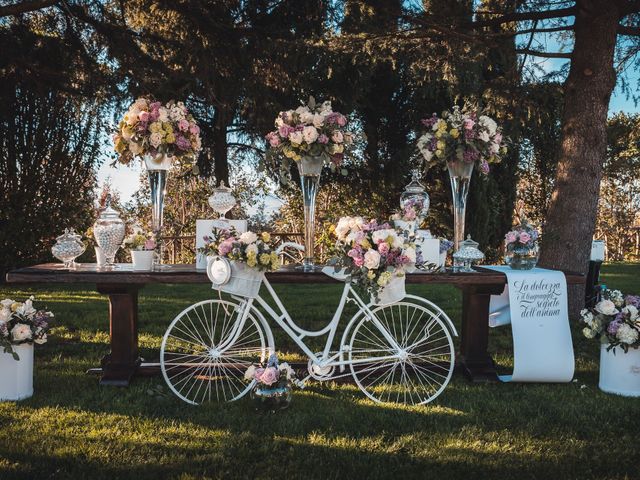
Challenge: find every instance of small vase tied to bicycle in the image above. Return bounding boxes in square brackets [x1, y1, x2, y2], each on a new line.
[160, 217, 457, 406]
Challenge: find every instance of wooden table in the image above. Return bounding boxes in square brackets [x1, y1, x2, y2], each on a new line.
[5, 263, 584, 386]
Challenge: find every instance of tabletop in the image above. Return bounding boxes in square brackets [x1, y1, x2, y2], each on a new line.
[5, 263, 585, 286]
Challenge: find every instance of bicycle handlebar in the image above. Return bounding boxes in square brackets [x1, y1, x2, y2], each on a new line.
[276, 242, 305, 255]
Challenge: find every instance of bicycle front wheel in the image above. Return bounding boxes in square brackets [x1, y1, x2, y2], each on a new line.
[161, 299, 272, 405]
[349, 301, 454, 405]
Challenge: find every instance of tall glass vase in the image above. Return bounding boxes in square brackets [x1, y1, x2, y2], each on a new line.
[144, 154, 172, 270]
[297, 156, 324, 272]
[447, 160, 475, 252]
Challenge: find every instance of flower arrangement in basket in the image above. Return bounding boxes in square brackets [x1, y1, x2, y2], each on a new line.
[504, 219, 540, 270]
[244, 353, 298, 411]
[0, 297, 53, 360]
[581, 289, 640, 352]
[265, 97, 354, 180]
[417, 106, 507, 174]
[199, 227, 281, 298]
[329, 216, 417, 305]
[112, 97, 202, 171]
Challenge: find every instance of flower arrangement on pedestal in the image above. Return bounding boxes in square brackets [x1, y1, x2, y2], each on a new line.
[113, 97, 202, 170]
[330, 216, 418, 304]
[266, 97, 355, 271]
[244, 353, 298, 411]
[581, 289, 640, 352]
[0, 297, 53, 359]
[417, 106, 507, 251]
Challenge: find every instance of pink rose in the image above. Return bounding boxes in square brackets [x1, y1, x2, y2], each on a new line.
[189, 123, 200, 135]
[336, 114, 347, 126]
[150, 101, 162, 110]
[519, 232, 531, 244]
[259, 366, 279, 386]
[317, 134, 329, 144]
[253, 368, 265, 381]
[378, 243, 390, 255]
[353, 256, 364, 267]
[138, 111, 150, 122]
[505, 232, 517, 244]
[148, 110, 160, 122]
[347, 248, 360, 258]
[178, 119, 190, 132]
[268, 133, 280, 147]
[463, 118, 475, 130]
[494, 132, 503, 144]
[278, 125, 294, 138]
[144, 239, 156, 250]
[218, 239, 234, 256]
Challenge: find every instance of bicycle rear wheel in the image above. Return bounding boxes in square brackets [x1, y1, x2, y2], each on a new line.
[161, 299, 272, 404]
[349, 301, 454, 405]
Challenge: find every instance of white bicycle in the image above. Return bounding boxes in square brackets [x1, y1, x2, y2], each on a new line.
[160, 244, 457, 406]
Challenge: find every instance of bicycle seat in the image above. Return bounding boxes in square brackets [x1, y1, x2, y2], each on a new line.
[321, 266, 349, 282]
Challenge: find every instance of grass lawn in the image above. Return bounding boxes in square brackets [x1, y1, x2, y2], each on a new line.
[0, 263, 639, 479]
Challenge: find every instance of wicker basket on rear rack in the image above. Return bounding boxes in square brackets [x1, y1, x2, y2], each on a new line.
[206, 255, 264, 299]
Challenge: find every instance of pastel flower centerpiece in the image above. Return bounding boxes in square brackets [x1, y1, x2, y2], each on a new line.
[417, 106, 506, 175]
[504, 219, 540, 270]
[581, 289, 640, 352]
[112, 96, 202, 172]
[244, 353, 298, 410]
[199, 227, 280, 272]
[266, 97, 356, 272]
[330, 216, 418, 304]
[124, 229, 157, 251]
[417, 106, 508, 250]
[0, 297, 53, 360]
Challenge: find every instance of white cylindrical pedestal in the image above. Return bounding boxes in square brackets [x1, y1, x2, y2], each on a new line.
[0, 344, 34, 401]
[599, 344, 640, 397]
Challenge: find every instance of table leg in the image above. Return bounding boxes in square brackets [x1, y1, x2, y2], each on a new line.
[95, 284, 143, 386]
[456, 284, 504, 382]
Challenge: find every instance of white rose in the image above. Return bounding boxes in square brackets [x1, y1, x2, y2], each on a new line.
[312, 114, 324, 128]
[158, 108, 169, 123]
[121, 127, 134, 140]
[595, 299, 618, 316]
[302, 125, 319, 143]
[239, 231, 258, 244]
[489, 142, 500, 154]
[580, 310, 594, 324]
[246, 243, 258, 255]
[0, 299, 14, 308]
[129, 142, 143, 155]
[295, 106, 309, 115]
[275, 116, 285, 128]
[349, 217, 365, 230]
[372, 229, 392, 245]
[16, 299, 35, 317]
[478, 131, 490, 143]
[331, 131, 344, 144]
[289, 131, 303, 145]
[278, 362, 295, 379]
[244, 365, 256, 381]
[335, 217, 352, 241]
[134, 97, 148, 109]
[364, 249, 381, 270]
[11, 324, 32, 342]
[149, 132, 163, 148]
[623, 305, 639, 321]
[0, 308, 10, 323]
[478, 115, 497, 135]
[616, 323, 639, 345]
[170, 106, 184, 122]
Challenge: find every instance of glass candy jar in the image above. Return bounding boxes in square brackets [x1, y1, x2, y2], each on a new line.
[399, 169, 430, 226]
[452, 235, 485, 272]
[93, 196, 125, 268]
[208, 181, 236, 219]
[51, 228, 86, 269]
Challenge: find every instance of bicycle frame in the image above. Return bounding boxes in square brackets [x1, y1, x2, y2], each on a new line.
[218, 277, 404, 372]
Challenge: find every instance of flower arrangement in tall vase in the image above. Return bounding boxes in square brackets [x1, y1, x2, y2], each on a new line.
[417, 106, 507, 254]
[112, 97, 202, 269]
[266, 97, 354, 272]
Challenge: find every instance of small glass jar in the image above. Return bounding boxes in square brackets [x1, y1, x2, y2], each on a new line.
[452, 235, 484, 272]
[93, 196, 125, 268]
[51, 228, 86, 269]
[399, 169, 430, 226]
[250, 382, 292, 412]
[208, 181, 236, 219]
[505, 244, 539, 270]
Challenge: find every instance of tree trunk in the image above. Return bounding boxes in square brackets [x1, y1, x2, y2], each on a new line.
[212, 109, 230, 186]
[539, 0, 619, 317]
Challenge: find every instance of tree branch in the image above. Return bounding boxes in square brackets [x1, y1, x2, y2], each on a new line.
[516, 48, 572, 59]
[470, 6, 577, 29]
[0, 0, 58, 17]
[618, 25, 640, 36]
[515, 25, 574, 36]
